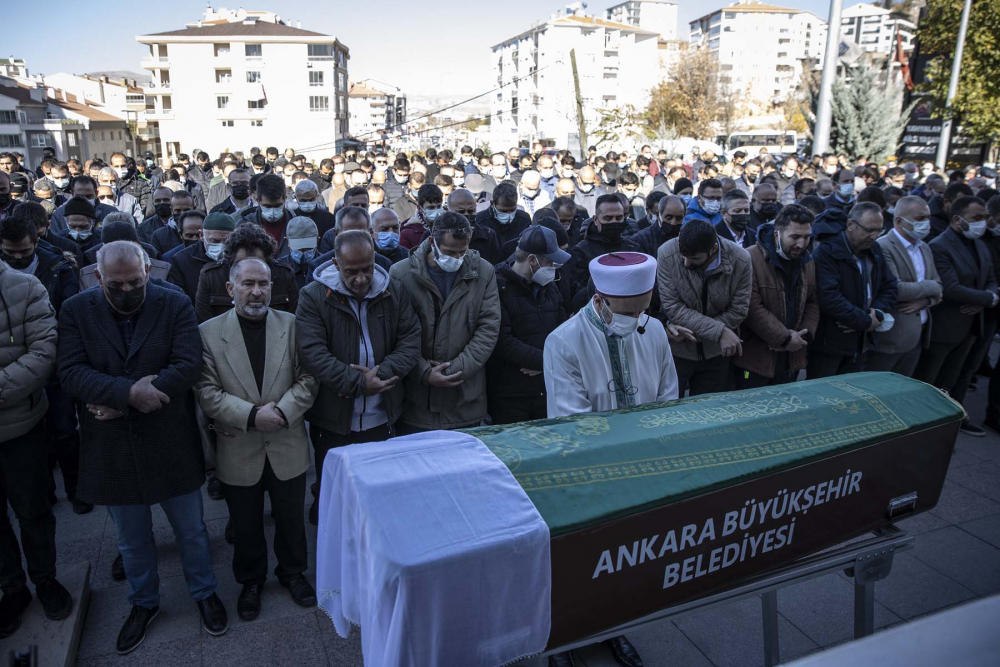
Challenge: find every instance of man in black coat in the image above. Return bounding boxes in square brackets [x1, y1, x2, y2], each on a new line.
[563, 194, 637, 311]
[633, 195, 684, 324]
[209, 168, 254, 217]
[926, 182, 974, 242]
[168, 212, 235, 305]
[137, 187, 175, 245]
[174, 164, 206, 212]
[58, 196, 102, 269]
[443, 189, 502, 264]
[717, 189, 757, 249]
[57, 241, 228, 652]
[748, 182, 781, 231]
[487, 227, 569, 424]
[476, 182, 530, 249]
[808, 202, 898, 378]
[150, 194, 197, 257]
[110, 153, 152, 215]
[821, 169, 857, 214]
[915, 195, 996, 436]
[290, 179, 336, 239]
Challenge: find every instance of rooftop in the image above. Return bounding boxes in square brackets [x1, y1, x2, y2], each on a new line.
[349, 82, 384, 97]
[49, 98, 123, 122]
[0, 84, 45, 106]
[140, 22, 329, 39]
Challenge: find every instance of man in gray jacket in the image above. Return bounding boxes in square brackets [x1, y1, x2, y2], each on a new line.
[867, 196, 943, 375]
[390, 212, 500, 432]
[657, 219, 753, 395]
[0, 261, 73, 637]
[296, 230, 421, 524]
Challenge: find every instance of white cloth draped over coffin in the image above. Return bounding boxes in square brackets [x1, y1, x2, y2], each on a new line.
[316, 430, 552, 667]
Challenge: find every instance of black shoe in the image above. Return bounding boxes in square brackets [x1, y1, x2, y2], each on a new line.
[116, 605, 159, 655]
[45, 490, 58, 507]
[0, 587, 32, 639]
[237, 582, 262, 621]
[308, 501, 318, 526]
[70, 496, 94, 515]
[197, 592, 229, 636]
[282, 575, 316, 607]
[548, 651, 576, 667]
[36, 578, 73, 621]
[111, 552, 126, 582]
[225, 517, 235, 545]
[961, 418, 987, 437]
[207, 476, 224, 501]
[984, 418, 1000, 435]
[605, 636, 643, 667]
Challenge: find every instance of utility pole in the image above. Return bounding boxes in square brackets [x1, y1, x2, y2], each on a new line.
[570, 49, 588, 157]
[935, 0, 973, 170]
[812, 0, 844, 155]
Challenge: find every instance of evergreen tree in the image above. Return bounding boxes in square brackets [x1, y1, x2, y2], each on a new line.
[829, 67, 912, 161]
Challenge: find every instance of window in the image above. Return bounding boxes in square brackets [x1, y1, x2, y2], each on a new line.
[217, 96, 229, 109]
[0, 134, 22, 148]
[17, 111, 26, 124]
[90, 132, 96, 141]
[214, 43, 230, 57]
[309, 96, 329, 113]
[126, 94, 144, 105]
[118, 131, 123, 140]
[247, 100, 264, 110]
[309, 71, 324, 87]
[216, 70, 232, 84]
[246, 71, 262, 83]
[221, 120, 234, 127]
[30, 134, 47, 148]
[68, 133, 77, 147]
[251, 120, 263, 127]
[338, 72, 345, 90]
[0, 110, 16, 124]
[245, 44, 262, 58]
[308, 44, 332, 60]
[101, 131, 106, 141]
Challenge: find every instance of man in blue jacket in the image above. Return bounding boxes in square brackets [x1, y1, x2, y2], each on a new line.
[683, 178, 723, 226]
[808, 202, 898, 377]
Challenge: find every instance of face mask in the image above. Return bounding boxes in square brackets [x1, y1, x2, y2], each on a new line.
[145, 159, 154, 167]
[757, 203, 779, 220]
[0, 193, 10, 208]
[2, 252, 33, 270]
[962, 218, 987, 239]
[394, 173, 409, 184]
[900, 217, 931, 240]
[647, 213, 659, 226]
[746, 172, 758, 183]
[729, 213, 750, 231]
[453, 175, 465, 186]
[231, 183, 251, 200]
[599, 299, 640, 338]
[638, 170, 648, 178]
[368, 203, 383, 215]
[183, 238, 198, 247]
[838, 183, 854, 198]
[775, 231, 792, 260]
[531, 260, 557, 287]
[680, 194, 692, 206]
[298, 201, 317, 213]
[105, 283, 145, 314]
[492, 168, 507, 180]
[825, 166, 838, 176]
[461, 155, 472, 163]
[205, 242, 225, 260]
[154, 202, 172, 219]
[521, 188, 539, 200]
[113, 167, 127, 179]
[783, 169, 796, 179]
[599, 221, 626, 242]
[69, 229, 93, 241]
[463, 213, 477, 227]
[989, 225, 1000, 237]
[290, 248, 317, 264]
[579, 184, 595, 194]
[334, 164, 345, 174]
[51, 177, 69, 188]
[886, 206, 896, 215]
[261, 206, 284, 222]
[100, 183, 118, 195]
[702, 199, 721, 215]
[540, 168, 554, 179]
[432, 238, 464, 273]
[85, 197, 97, 208]
[377, 231, 400, 250]
[494, 208, 515, 224]
[922, 168, 934, 176]
[424, 208, 443, 222]
[283, 176, 294, 187]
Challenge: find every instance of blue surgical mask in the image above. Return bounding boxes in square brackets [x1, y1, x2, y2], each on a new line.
[680, 194, 692, 206]
[69, 229, 92, 241]
[298, 201, 317, 213]
[702, 199, 721, 215]
[424, 208, 443, 222]
[377, 231, 400, 250]
[291, 248, 317, 264]
[261, 206, 284, 222]
[494, 207, 515, 224]
[838, 183, 855, 198]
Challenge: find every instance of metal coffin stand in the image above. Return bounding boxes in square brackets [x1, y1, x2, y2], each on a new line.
[540, 525, 911, 667]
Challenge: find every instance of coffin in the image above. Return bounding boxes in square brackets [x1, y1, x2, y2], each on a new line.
[464, 372, 963, 649]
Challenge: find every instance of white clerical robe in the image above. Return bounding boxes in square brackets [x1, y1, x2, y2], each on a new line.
[543, 308, 679, 418]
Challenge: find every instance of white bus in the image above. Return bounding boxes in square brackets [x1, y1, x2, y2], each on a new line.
[717, 130, 797, 157]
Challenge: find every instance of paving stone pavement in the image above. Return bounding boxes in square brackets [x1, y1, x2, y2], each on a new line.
[4, 373, 998, 666]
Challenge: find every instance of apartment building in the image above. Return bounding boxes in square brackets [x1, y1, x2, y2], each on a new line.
[605, 0, 678, 40]
[348, 79, 407, 147]
[841, 3, 916, 56]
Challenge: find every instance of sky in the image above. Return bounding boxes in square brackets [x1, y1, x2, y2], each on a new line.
[7, 0, 863, 102]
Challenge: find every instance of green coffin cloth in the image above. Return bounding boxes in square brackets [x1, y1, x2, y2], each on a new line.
[464, 373, 964, 537]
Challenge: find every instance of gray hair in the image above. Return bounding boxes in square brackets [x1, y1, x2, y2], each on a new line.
[103, 211, 137, 227]
[96, 240, 148, 274]
[721, 189, 749, 212]
[33, 178, 56, 193]
[229, 256, 271, 283]
[430, 211, 472, 246]
[294, 179, 319, 197]
[849, 201, 884, 224]
[335, 205, 370, 232]
[98, 166, 118, 183]
[370, 207, 399, 230]
[334, 229, 375, 261]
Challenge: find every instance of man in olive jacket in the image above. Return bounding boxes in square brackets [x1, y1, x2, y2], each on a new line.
[295, 230, 421, 524]
[389, 212, 500, 432]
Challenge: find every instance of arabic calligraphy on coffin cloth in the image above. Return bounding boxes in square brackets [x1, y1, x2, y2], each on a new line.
[464, 372, 964, 536]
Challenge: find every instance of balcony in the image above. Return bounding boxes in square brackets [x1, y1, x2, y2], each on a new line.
[141, 56, 169, 68]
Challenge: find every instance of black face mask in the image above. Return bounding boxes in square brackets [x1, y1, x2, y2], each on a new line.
[2, 252, 33, 270]
[746, 172, 758, 183]
[231, 183, 251, 200]
[662, 224, 681, 241]
[105, 284, 146, 314]
[154, 202, 172, 219]
[729, 213, 751, 231]
[183, 239, 198, 247]
[0, 192, 10, 207]
[757, 203, 779, 220]
[463, 213, 477, 227]
[599, 221, 626, 242]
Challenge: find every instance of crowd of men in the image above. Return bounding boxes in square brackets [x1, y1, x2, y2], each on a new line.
[0, 140, 999, 666]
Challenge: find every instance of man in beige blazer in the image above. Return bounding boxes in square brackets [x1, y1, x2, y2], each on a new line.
[195, 257, 318, 622]
[868, 196, 943, 375]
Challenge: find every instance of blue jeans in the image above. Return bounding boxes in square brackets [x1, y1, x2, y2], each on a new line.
[107, 489, 216, 608]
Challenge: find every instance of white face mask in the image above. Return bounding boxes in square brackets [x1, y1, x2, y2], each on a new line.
[298, 201, 317, 213]
[962, 218, 987, 239]
[432, 238, 464, 273]
[599, 299, 640, 338]
[900, 216, 930, 240]
[205, 241, 225, 260]
[424, 208, 444, 222]
[114, 166, 127, 179]
[530, 258, 556, 286]
[989, 225, 1000, 237]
